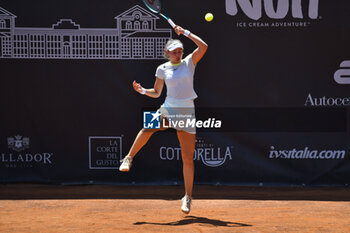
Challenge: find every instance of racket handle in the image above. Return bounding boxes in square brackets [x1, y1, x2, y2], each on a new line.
[167, 18, 176, 28]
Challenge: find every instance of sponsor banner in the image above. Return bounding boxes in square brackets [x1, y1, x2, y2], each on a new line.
[226, 0, 320, 28]
[304, 62, 350, 106]
[159, 137, 234, 167]
[269, 146, 346, 160]
[304, 94, 350, 107]
[1, 135, 54, 168]
[89, 136, 122, 169]
[0, 0, 349, 185]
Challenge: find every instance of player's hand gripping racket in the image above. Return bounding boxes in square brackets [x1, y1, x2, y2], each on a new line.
[142, 0, 176, 28]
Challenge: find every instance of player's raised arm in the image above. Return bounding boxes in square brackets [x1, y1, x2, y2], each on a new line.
[174, 25, 208, 65]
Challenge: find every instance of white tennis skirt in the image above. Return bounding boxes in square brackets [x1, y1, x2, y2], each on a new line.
[158, 97, 196, 134]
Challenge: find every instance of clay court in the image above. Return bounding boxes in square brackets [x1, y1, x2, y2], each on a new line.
[1, 184, 350, 233]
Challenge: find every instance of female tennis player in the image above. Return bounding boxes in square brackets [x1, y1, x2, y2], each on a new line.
[119, 25, 208, 214]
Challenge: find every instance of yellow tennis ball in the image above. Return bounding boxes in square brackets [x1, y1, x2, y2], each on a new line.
[205, 13, 214, 22]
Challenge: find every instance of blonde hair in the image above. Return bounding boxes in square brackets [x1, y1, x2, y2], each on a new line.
[163, 39, 184, 59]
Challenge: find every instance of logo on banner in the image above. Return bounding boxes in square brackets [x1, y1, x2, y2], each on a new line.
[1, 135, 54, 168]
[334, 61, 350, 84]
[89, 136, 122, 169]
[143, 111, 161, 129]
[0, 5, 171, 60]
[304, 93, 350, 106]
[269, 146, 346, 160]
[304, 61, 350, 106]
[8, 135, 30, 152]
[160, 137, 233, 167]
[226, 0, 320, 28]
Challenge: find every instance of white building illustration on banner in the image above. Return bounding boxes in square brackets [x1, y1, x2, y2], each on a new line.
[0, 5, 172, 59]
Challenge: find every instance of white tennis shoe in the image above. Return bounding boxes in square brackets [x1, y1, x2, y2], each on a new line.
[181, 195, 192, 214]
[119, 155, 132, 172]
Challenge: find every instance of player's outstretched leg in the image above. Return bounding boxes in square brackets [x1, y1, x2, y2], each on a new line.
[119, 126, 166, 172]
[119, 128, 155, 172]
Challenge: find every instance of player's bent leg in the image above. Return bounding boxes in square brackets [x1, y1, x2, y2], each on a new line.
[119, 128, 158, 172]
[119, 121, 168, 172]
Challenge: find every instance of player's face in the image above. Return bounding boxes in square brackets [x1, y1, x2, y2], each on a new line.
[167, 48, 183, 64]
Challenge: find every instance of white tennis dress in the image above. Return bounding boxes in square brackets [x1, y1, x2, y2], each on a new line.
[155, 53, 197, 134]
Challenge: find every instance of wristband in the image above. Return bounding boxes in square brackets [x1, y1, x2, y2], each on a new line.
[184, 30, 191, 37]
[140, 88, 146, 95]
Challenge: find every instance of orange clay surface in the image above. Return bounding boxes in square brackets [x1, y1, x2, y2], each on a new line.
[0, 184, 350, 233]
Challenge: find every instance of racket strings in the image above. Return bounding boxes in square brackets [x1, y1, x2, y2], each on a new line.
[142, 0, 162, 13]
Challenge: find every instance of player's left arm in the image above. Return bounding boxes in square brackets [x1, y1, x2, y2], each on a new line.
[174, 25, 208, 65]
[132, 78, 164, 98]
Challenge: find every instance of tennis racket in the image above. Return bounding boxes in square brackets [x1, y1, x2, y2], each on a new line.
[141, 0, 176, 28]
